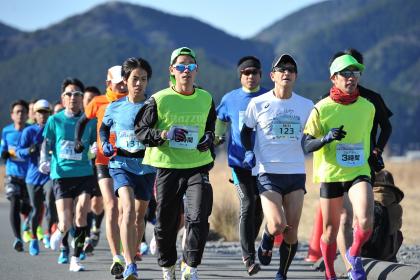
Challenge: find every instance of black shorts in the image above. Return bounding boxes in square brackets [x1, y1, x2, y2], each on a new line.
[53, 175, 96, 200]
[4, 176, 29, 202]
[320, 175, 371, 199]
[257, 173, 306, 196]
[96, 164, 111, 179]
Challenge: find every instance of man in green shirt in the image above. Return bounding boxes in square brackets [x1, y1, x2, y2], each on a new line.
[134, 47, 216, 280]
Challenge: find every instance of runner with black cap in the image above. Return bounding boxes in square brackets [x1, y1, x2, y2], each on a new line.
[241, 54, 313, 280]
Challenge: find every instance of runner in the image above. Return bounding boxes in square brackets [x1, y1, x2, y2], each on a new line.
[100, 57, 155, 280]
[74, 66, 127, 277]
[16, 99, 52, 256]
[80, 85, 102, 256]
[40, 77, 97, 272]
[215, 55, 267, 275]
[241, 54, 313, 280]
[1, 99, 31, 252]
[319, 48, 394, 274]
[302, 54, 375, 280]
[134, 47, 216, 280]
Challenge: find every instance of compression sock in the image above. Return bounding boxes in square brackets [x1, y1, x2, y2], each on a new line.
[278, 241, 298, 277]
[73, 226, 88, 257]
[320, 239, 337, 279]
[349, 225, 372, 256]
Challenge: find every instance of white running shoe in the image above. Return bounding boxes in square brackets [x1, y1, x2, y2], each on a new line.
[150, 234, 157, 255]
[162, 265, 176, 280]
[50, 230, 64, 251]
[69, 256, 85, 272]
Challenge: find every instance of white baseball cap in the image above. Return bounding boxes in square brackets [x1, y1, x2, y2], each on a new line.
[33, 99, 51, 112]
[106, 65, 123, 84]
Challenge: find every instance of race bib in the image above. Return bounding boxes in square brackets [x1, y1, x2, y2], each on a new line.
[117, 130, 145, 153]
[336, 143, 364, 167]
[59, 140, 82, 161]
[271, 115, 301, 140]
[169, 126, 199, 150]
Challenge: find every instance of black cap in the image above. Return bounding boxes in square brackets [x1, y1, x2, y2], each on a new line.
[237, 56, 261, 78]
[271, 54, 297, 72]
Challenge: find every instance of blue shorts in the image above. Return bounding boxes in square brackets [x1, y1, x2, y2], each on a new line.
[257, 173, 306, 196]
[109, 168, 155, 201]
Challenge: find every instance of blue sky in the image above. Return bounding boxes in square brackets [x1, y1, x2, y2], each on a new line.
[0, 0, 324, 38]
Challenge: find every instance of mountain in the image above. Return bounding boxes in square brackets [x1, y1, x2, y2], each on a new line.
[253, 0, 420, 154]
[0, 0, 419, 154]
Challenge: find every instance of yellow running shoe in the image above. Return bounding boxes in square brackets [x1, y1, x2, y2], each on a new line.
[36, 226, 44, 240]
[22, 230, 32, 243]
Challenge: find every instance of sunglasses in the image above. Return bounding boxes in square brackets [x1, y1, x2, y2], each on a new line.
[273, 65, 297, 73]
[241, 69, 261, 76]
[337, 70, 361, 78]
[63, 91, 83, 97]
[173, 64, 198, 72]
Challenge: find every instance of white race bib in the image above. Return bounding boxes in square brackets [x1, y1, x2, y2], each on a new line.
[271, 115, 301, 140]
[169, 126, 199, 150]
[117, 130, 145, 153]
[336, 143, 364, 167]
[59, 140, 82, 161]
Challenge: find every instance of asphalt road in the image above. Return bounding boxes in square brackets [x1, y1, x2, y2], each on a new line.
[0, 198, 326, 280]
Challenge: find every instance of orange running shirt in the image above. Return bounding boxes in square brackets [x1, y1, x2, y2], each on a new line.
[85, 95, 115, 165]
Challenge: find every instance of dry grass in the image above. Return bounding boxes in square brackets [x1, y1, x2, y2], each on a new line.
[1, 158, 418, 244]
[209, 155, 420, 244]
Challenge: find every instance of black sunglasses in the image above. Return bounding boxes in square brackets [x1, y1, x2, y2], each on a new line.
[273, 66, 297, 73]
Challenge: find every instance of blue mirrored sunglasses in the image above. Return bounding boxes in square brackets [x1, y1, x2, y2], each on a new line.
[174, 64, 197, 72]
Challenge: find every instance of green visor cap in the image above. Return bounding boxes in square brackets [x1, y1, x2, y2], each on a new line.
[329, 54, 365, 77]
[169, 47, 197, 85]
[170, 47, 196, 65]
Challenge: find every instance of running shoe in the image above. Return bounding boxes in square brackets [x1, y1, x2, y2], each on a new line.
[149, 234, 157, 255]
[58, 246, 69, 264]
[140, 242, 149, 255]
[162, 265, 176, 280]
[69, 256, 85, 272]
[345, 249, 366, 280]
[181, 263, 199, 280]
[275, 271, 287, 280]
[36, 226, 44, 241]
[244, 255, 260, 276]
[110, 255, 125, 277]
[29, 239, 39, 256]
[257, 229, 274, 266]
[22, 230, 32, 243]
[90, 228, 101, 247]
[79, 251, 86, 260]
[134, 251, 142, 262]
[83, 237, 94, 255]
[43, 234, 51, 249]
[123, 263, 138, 280]
[50, 229, 64, 251]
[13, 238, 24, 252]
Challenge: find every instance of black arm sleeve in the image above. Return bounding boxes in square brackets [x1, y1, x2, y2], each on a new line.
[99, 122, 111, 145]
[240, 125, 253, 151]
[204, 101, 216, 134]
[74, 113, 90, 141]
[301, 133, 326, 153]
[134, 97, 166, 147]
[375, 95, 393, 151]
